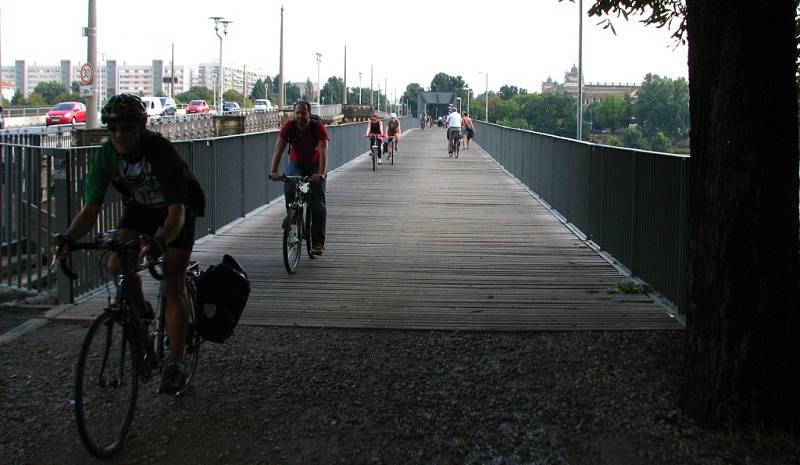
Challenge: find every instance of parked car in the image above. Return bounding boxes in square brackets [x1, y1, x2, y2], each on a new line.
[186, 100, 210, 114]
[253, 98, 274, 112]
[222, 101, 240, 113]
[159, 96, 177, 116]
[45, 102, 86, 125]
[140, 97, 164, 119]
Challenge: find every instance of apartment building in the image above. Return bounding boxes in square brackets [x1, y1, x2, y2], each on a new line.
[194, 63, 268, 97]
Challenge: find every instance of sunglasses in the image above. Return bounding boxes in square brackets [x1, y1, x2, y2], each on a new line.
[107, 123, 138, 133]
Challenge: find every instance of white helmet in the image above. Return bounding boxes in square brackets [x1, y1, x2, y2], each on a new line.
[390, 113, 397, 118]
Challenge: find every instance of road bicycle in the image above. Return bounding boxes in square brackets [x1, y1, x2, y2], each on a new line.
[279, 175, 319, 273]
[386, 136, 398, 165]
[368, 134, 383, 171]
[448, 128, 462, 159]
[419, 117, 425, 131]
[55, 231, 202, 458]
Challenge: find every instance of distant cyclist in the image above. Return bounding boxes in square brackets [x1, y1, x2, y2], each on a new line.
[364, 113, 384, 164]
[269, 101, 330, 255]
[383, 113, 402, 159]
[446, 107, 463, 156]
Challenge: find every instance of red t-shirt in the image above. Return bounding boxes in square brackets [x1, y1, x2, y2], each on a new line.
[279, 119, 330, 166]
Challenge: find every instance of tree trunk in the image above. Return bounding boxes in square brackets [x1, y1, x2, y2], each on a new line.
[683, 0, 800, 430]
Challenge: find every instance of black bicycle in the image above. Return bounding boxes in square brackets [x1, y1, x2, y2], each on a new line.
[279, 175, 318, 273]
[386, 136, 397, 165]
[448, 128, 462, 159]
[56, 230, 202, 458]
[368, 135, 382, 171]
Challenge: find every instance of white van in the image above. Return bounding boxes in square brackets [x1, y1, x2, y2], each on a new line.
[140, 97, 164, 119]
[253, 99, 274, 112]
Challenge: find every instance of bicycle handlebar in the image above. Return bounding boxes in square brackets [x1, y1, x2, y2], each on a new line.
[276, 174, 325, 183]
[54, 233, 163, 281]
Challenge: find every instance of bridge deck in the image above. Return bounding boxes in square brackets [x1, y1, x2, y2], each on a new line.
[54, 127, 681, 331]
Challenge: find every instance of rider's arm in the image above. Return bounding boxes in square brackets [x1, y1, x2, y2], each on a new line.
[160, 203, 186, 245]
[64, 203, 102, 243]
[315, 139, 329, 182]
[270, 137, 289, 180]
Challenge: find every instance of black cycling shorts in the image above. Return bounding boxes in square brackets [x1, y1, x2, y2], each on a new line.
[117, 203, 196, 251]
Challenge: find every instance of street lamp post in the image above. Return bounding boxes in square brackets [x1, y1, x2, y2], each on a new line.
[315, 52, 322, 107]
[577, 0, 584, 140]
[464, 86, 470, 114]
[358, 71, 362, 104]
[210, 16, 232, 114]
[457, 97, 462, 113]
[479, 72, 488, 122]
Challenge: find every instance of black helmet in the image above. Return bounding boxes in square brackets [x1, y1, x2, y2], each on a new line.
[101, 93, 147, 125]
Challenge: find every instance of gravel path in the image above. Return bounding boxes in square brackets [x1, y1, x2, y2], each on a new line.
[1, 322, 798, 465]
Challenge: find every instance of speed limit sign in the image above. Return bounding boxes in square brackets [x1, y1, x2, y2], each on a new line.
[80, 63, 93, 85]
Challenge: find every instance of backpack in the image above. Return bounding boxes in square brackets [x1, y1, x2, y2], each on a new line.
[194, 254, 250, 343]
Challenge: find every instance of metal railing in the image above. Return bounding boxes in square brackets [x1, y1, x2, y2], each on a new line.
[474, 121, 689, 313]
[1, 106, 52, 117]
[1, 118, 416, 302]
[0, 126, 75, 148]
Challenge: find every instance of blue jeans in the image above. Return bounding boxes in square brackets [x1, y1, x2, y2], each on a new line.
[284, 161, 326, 246]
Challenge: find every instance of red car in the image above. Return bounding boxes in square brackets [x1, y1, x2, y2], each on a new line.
[186, 99, 210, 114]
[46, 102, 87, 125]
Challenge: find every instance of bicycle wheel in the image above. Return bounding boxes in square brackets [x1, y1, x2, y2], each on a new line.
[182, 277, 201, 388]
[455, 139, 460, 159]
[371, 147, 377, 171]
[74, 311, 139, 458]
[282, 211, 302, 273]
[305, 206, 315, 260]
[391, 144, 395, 165]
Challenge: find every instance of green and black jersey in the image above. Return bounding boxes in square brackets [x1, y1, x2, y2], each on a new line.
[83, 130, 205, 216]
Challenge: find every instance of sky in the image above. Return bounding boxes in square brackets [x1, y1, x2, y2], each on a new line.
[1, 0, 688, 100]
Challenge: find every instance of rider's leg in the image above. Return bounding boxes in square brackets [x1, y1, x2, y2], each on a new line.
[163, 246, 191, 363]
[309, 177, 327, 249]
[106, 228, 147, 312]
[283, 161, 300, 211]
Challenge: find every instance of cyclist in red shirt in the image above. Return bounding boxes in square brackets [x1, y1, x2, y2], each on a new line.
[269, 101, 330, 255]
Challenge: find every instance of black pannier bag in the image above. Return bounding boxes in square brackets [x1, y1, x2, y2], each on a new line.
[195, 254, 250, 343]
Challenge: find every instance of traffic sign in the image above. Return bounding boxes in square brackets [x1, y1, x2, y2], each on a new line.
[80, 63, 93, 85]
[79, 85, 94, 97]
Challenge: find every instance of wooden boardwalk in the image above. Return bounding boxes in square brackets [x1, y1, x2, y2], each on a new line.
[55, 127, 682, 331]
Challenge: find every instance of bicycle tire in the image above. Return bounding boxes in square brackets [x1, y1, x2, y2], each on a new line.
[74, 311, 139, 458]
[455, 139, 460, 159]
[372, 147, 377, 171]
[182, 277, 201, 387]
[283, 210, 302, 273]
[305, 206, 315, 260]
[391, 144, 395, 165]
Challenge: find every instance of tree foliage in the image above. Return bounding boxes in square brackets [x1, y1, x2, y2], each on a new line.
[250, 79, 267, 101]
[223, 89, 244, 106]
[33, 81, 70, 105]
[593, 95, 632, 131]
[430, 73, 466, 94]
[635, 73, 689, 138]
[518, 92, 578, 138]
[321, 76, 344, 104]
[499, 85, 527, 100]
[650, 131, 673, 152]
[622, 125, 646, 149]
[401, 83, 425, 114]
[175, 86, 214, 104]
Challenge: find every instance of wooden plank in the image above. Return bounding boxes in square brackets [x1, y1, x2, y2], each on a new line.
[53, 128, 682, 331]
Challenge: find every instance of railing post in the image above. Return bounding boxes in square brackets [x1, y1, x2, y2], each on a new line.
[52, 149, 74, 304]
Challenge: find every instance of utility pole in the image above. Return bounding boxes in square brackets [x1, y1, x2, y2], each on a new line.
[243, 64, 247, 105]
[1, 8, 3, 95]
[315, 52, 322, 107]
[358, 71, 362, 104]
[170, 43, 175, 97]
[86, 0, 98, 128]
[370, 65, 373, 108]
[278, 5, 285, 109]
